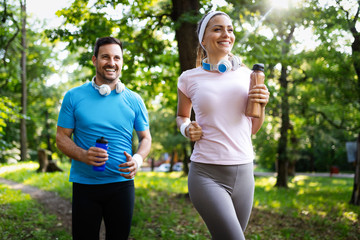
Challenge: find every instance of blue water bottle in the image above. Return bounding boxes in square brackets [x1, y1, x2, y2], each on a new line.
[93, 137, 108, 171]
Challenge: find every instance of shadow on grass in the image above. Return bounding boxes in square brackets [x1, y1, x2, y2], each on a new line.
[248, 207, 360, 240]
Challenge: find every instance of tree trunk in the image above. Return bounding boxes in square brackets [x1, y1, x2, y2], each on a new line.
[350, 134, 360, 205]
[151, 158, 155, 171]
[171, 0, 200, 73]
[349, 3, 360, 205]
[45, 110, 53, 160]
[37, 149, 63, 173]
[20, 0, 27, 161]
[275, 26, 295, 188]
[37, 149, 48, 173]
[170, 150, 175, 172]
[182, 146, 190, 175]
[171, 0, 200, 176]
[350, 17, 360, 94]
[309, 133, 315, 172]
[275, 65, 289, 188]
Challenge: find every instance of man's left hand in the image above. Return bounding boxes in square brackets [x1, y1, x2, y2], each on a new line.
[118, 151, 138, 179]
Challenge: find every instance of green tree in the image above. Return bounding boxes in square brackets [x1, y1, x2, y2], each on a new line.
[309, 0, 360, 204]
[0, 0, 64, 163]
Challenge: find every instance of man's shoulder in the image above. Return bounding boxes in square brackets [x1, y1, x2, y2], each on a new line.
[68, 81, 91, 93]
[64, 82, 91, 99]
[123, 88, 143, 101]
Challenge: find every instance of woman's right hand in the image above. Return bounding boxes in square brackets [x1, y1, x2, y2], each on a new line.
[186, 121, 203, 141]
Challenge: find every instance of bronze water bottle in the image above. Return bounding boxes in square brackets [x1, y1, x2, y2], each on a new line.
[245, 63, 265, 118]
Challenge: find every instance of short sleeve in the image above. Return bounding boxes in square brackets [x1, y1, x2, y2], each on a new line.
[133, 93, 150, 132]
[57, 91, 75, 129]
[177, 71, 189, 98]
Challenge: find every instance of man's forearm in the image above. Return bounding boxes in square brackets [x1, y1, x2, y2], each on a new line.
[56, 134, 86, 163]
[136, 136, 151, 159]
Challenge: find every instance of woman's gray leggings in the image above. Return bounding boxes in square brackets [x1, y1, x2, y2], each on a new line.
[188, 162, 254, 240]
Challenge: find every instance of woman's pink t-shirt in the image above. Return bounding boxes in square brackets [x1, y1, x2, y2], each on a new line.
[178, 66, 254, 165]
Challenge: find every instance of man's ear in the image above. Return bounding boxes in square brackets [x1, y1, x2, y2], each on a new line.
[92, 55, 97, 66]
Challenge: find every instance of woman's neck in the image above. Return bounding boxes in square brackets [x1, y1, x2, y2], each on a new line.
[206, 54, 229, 65]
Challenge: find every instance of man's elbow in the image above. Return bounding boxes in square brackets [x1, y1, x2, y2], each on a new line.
[139, 132, 152, 146]
[146, 134, 152, 146]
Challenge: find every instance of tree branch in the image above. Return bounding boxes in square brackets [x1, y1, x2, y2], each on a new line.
[1, 0, 7, 23]
[335, 0, 359, 35]
[2, 13, 20, 68]
[314, 110, 360, 131]
[285, 24, 296, 44]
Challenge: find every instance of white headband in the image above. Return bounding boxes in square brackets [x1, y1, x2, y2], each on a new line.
[198, 11, 230, 50]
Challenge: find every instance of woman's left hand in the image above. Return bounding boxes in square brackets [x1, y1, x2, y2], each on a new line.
[248, 84, 270, 107]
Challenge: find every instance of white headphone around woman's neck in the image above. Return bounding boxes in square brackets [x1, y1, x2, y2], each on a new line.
[202, 55, 242, 73]
[91, 77, 125, 96]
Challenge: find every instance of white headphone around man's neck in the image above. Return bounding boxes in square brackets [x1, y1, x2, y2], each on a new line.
[91, 77, 125, 96]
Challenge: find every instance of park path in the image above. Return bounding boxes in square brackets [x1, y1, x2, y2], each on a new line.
[0, 177, 72, 232]
[0, 177, 106, 239]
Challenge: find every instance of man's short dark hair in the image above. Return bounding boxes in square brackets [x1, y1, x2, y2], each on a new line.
[93, 37, 123, 58]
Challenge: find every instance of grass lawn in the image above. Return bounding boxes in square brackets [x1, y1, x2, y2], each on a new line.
[0, 183, 71, 240]
[0, 161, 359, 239]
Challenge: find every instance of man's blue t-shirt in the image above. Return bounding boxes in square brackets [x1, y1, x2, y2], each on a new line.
[57, 81, 149, 184]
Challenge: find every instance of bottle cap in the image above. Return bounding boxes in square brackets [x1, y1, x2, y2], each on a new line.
[96, 137, 108, 144]
[252, 63, 264, 72]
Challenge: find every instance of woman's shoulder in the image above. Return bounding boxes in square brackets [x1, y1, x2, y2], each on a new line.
[238, 65, 252, 74]
[180, 67, 202, 76]
[178, 67, 203, 82]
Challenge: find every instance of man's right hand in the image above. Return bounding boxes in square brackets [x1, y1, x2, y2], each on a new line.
[85, 147, 108, 166]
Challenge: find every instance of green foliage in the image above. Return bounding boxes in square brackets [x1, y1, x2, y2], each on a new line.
[0, 97, 21, 156]
[148, 107, 188, 161]
[1, 1, 66, 163]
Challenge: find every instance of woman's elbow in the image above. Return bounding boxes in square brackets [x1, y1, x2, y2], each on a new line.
[252, 128, 259, 135]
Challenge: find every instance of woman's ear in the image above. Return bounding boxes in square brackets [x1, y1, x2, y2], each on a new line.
[201, 41, 206, 48]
